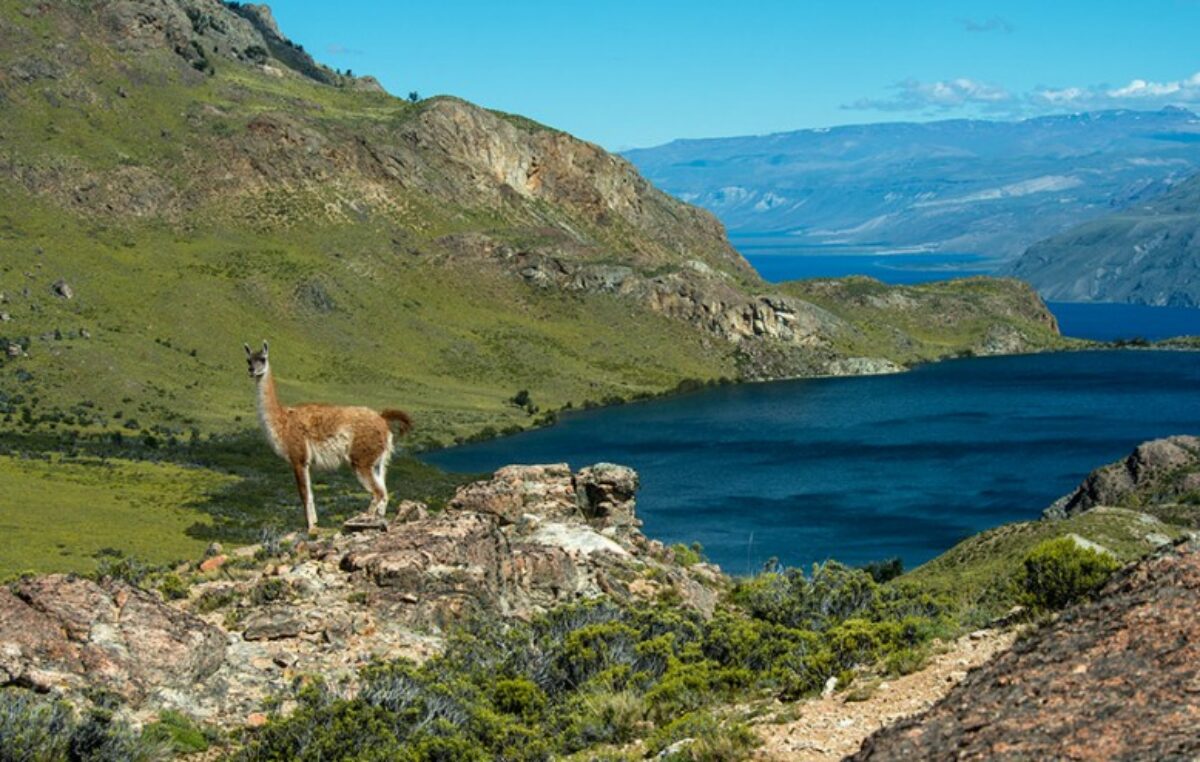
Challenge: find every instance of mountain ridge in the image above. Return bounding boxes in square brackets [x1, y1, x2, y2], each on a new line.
[625, 107, 1200, 259]
[1009, 171, 1200, 305]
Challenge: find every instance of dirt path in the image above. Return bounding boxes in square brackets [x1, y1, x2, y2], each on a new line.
[751, 630, 1016, 761]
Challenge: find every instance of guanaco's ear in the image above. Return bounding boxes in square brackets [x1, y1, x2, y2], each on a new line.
[243, 343, 252, 356]
[261, 340, 269, 356]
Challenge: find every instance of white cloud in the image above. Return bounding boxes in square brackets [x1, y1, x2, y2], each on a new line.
[848, 70, 1200, 117]
[1036, 71, 1200, 110]
[846, 78, 1013, 113]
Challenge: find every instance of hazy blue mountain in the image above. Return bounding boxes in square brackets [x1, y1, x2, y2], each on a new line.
[1009, 172, 1200, 306]
[625, 108, 1200, 259]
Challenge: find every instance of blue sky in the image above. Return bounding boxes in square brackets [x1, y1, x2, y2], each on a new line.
[268, 0, 1200, 150]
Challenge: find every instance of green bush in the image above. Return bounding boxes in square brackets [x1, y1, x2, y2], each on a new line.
[646, 711, 758, 761]
[1020, 537, 1122, 610]
[670, 543, 705, 566]
[156, 573, 190, 601]
[233, 566, 951, 759]
[141, 709, 212, 754]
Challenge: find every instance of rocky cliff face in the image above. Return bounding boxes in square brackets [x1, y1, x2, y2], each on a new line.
[0, 463, 723, 728]
[851, 540, 1200, 761]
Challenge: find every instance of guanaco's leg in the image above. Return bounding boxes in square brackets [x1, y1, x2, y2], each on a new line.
[355, 463, 387, 517]
[372, 456, 389, 517]
[293, 461, 317, 531]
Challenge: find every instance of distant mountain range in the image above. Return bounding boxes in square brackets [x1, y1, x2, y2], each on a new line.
[625, 108, 1200, 260]
[1009, 173, 1200, 306]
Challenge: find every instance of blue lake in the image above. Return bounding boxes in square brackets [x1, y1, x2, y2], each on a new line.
[426, 350, 1200, 574]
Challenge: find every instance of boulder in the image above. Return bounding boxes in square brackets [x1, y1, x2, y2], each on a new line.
[242, 606, 305, 641]
[50, 279, 73, 299]
[576, 463, 640, 529]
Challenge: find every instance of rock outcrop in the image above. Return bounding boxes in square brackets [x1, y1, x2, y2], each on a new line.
[0, 463, 722, 727]
[0, 575, 225, 704]
[850, 540, 1200, 760]
[1045, 435, 1200, 521]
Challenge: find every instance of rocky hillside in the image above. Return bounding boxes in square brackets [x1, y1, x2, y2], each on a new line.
[1009, 172, 1200, 306]
[851, 539, 1200, 760]
[0, 463, 723, 729]
[0, 0, 1063, 449]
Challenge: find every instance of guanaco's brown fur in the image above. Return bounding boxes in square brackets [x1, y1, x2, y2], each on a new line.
[244, 341, 413, 531]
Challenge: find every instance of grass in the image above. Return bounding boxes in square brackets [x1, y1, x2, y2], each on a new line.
[0, 454, 229, 578]
[0, 429, 477, 578]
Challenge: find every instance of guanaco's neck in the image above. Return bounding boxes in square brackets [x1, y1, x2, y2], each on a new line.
[255, 366, 288, 456]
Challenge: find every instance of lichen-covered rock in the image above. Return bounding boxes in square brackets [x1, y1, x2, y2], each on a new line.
[2, 464, 724, 729]
[448, 463, 578, 524]
[0, 575, 224, 704]
[576, 462, 640, 529]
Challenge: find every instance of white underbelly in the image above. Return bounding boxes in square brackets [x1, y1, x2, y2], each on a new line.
[308, 429, 353, 470]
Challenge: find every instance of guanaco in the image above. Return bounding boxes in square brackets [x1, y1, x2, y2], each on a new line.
[244, 341, 413, 531]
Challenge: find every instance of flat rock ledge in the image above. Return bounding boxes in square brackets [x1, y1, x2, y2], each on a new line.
[0, 463, 722, 729]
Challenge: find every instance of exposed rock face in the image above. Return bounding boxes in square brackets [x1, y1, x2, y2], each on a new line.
[0, 464, 722, 727]
[1045, 435, 1200, 520]
[98, 0, 362, 88]
[0, 575, 225, 705]
[850, 541, 1200, 761]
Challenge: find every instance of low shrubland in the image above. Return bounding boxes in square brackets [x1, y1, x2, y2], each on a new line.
[234, 562, 948, 761]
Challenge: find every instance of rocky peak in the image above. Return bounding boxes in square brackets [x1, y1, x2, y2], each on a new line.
[98, 0, 376, 89]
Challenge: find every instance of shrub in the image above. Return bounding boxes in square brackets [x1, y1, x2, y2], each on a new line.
[646, 711, 758, 761]
[141, 709, 212, 754]
[156, 573, 189, 601]
[861, 557, 903, 583]
[1021, 537, 1121, 610]
[731, 561, 879, 631]
[0, 688, 167, 762]
[492, 678, 546, 721]
[92, 550, 151, 586]
[671, 543, 704, 566]
[883, 645, 930, 677]
[249, 577, 291, 606]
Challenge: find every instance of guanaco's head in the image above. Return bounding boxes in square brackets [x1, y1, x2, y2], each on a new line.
[243, 340, 270, 379]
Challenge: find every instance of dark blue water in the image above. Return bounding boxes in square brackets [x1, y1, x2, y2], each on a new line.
[426, 351, 1200, 574]
[734, 240, 1200, 342]
[1048, 302, 1200, 342]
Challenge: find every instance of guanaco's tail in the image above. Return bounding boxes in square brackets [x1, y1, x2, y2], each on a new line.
[380, 408, 414, 435]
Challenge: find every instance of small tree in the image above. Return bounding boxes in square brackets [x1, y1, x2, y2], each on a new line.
[408, 90, 420, 103]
